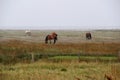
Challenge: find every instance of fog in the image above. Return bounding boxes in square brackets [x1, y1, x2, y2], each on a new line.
[0, 0, 120, 30]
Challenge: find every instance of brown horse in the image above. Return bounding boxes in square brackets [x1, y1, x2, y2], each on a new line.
[86, 32, 92, 40]
[45, 32, 58, 44]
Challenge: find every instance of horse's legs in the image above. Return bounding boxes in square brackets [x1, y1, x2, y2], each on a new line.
[45, 40, 48, 44]
[53, 36, 57, 44]
[50, 40, 51, 44]
[54, 39, 56, 44]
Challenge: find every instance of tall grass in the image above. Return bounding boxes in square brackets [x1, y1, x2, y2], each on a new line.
[0, 40, 120, 64]
[0, 40, 119, 54]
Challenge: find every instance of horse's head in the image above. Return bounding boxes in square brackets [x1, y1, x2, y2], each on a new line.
[51, 32, 58, 41]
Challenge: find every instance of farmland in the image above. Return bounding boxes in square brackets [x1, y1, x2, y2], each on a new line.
[0, 29, 120, 80]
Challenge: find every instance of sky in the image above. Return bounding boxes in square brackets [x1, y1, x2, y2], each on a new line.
[0, 0, 120, 30]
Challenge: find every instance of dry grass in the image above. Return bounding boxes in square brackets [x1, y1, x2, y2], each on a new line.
[0, 40, 119, 64]
[0, 40, 120, 55]
[0, 61, 120, 80]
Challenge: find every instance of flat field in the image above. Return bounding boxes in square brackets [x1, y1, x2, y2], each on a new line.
[0, 29, 120, 43]
[0, 29, 120, 80]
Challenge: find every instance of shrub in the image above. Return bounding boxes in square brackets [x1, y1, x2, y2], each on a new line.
[61, 68, 67, 72]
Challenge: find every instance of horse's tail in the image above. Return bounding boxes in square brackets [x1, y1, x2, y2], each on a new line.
[45, 35, 49, 44]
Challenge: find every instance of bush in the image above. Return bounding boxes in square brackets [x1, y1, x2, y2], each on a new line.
[61, 68, 67, 72]
[0, 54, 16, 64]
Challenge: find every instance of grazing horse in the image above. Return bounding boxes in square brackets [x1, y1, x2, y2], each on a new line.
[86, 32, 92, 40]
[45, 32, 58, 44]
[25, 30, 31, 36]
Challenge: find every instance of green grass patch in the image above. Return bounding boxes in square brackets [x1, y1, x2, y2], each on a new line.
[49, 55, 118, 62]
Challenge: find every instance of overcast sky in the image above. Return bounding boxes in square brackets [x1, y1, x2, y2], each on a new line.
[0, 0, 120, 30]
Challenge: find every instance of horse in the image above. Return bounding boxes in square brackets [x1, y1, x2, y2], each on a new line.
[86, 32, 92, 40]
[25, 30, 31, 36]
[45, 32, 58, 44]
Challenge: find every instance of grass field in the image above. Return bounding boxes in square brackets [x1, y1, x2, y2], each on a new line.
[0, 29, 120, 80]
[0, 29, 120, 43]
[0, 61, 120, 80]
